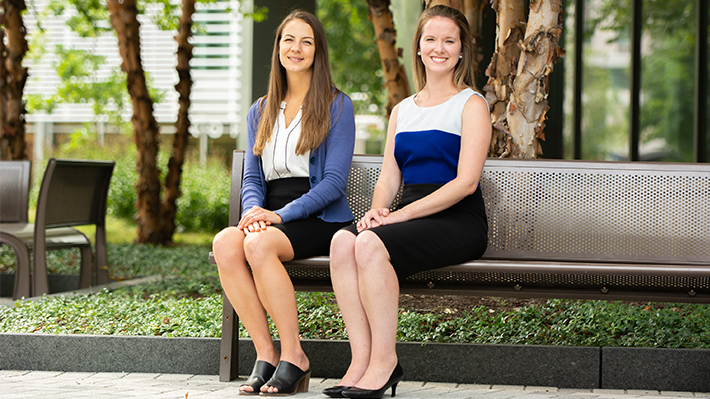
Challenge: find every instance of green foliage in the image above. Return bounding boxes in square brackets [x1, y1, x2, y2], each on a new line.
[107, 242, 221, 298]
[582, 0, 699, 161]
[174, 158, 231, 233]
[2, 242, 710, 347]
[26, 0, 165, 123]
[580, 66, 628, 160]
[0, 290, 223, 337]
[2, 281, 709, 347]
[48, 0, 112, 38]
[317, 0, 385, 115]
[396, 299, 710, 348]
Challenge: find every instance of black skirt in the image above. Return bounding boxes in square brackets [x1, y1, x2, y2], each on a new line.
[266, 178, 352, 260]
[342, 184, 488, 280]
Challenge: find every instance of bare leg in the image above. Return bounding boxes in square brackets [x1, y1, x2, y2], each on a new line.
[212, 227, 279, 393]
[243, 227, 310, 394]
[329, 230, 372, 387]
[352, 230, 400, 390]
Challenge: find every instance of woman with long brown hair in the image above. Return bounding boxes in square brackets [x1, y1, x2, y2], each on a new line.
[326, 5, 491, 398]
[212, 10, 355, 396]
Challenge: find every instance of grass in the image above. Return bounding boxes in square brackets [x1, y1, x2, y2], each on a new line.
[74, 215, 215, 246]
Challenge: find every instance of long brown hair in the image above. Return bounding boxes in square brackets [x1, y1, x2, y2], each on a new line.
[412, 5, 477, 92]
[253, 10, 337, 156]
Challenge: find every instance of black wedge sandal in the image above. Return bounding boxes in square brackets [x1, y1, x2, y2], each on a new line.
[239, 360, 276, 396]
[260, 360, 311, 396]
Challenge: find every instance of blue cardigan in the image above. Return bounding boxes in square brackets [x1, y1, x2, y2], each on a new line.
[240, 92, 356, 224]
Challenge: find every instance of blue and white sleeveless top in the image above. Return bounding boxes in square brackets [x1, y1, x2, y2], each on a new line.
[395, 88, 484, 185]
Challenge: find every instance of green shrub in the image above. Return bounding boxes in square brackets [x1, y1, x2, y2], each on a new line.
[174, 159, 230, 233]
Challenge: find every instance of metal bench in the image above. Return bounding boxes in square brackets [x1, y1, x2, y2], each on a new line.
[0, 158, 114, 298]
[211, 149, 710, 382]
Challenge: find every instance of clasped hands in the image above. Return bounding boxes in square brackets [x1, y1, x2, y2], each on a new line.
[356, 208, 407, 233]
[238, 206, 283, 234]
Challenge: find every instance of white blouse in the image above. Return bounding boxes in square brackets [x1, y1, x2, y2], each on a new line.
[261, 101, 310, 181]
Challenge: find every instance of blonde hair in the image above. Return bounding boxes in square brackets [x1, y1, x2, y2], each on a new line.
[253, 10, 338, 156]
[412, 5, 477, 92]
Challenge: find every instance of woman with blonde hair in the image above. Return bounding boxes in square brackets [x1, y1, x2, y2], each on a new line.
[212, 9, 355, 396]
[326, 5, 491, 398]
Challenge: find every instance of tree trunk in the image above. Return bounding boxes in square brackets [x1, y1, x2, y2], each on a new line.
[461, 0, 488, 76]
[505, 0, 564, 158]
[425, 0, 461, 8]
[161, 0, 195, 243]
[108, 0, 164, 244]
[0, 0, 29, 161]
[367, 0, 410, 117]
[0, 27, 6, 158]
[483, 0, 526, 158]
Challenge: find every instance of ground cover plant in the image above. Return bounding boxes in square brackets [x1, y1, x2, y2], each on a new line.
[2, 243, 710, 348]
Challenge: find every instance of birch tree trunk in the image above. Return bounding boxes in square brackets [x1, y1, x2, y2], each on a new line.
[108, 0, 164, 244]
[0, 28, 6, 158]
[160, 0, 195, 243]
[367, 0, 410, 117]
[0, 0, 29, 160]
[462, 0, 488, 68]
[483, 0, 526, 158]
[505, 0, 564, 158]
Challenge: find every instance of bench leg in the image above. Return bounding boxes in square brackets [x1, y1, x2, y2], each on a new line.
[220, 294, 240, 382]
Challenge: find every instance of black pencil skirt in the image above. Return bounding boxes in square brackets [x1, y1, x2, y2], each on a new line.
[265, 178, 352, 260]
[341, 183, 488, 280]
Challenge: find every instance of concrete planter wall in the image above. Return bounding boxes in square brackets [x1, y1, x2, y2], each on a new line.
[0, 334, 708, 392]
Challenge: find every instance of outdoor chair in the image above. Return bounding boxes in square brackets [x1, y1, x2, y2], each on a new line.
[0, 158, 114, 299]
[0, 160, 32, 298]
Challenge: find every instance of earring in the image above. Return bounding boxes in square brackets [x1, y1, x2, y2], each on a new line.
[417, 51, 421, 56]
[459, 55, 463, 59]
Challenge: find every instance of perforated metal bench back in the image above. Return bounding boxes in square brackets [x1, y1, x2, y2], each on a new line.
[229, 152, 709, 266]
[349, 156, 710, 266]
[480, 159, 709, 265]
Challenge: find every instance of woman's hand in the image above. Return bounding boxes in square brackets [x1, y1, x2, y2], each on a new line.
[238, 206, 283, 234]
[356, 208, 408, 232]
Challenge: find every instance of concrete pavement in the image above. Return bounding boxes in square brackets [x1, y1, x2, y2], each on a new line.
[1, 370, 709, 399]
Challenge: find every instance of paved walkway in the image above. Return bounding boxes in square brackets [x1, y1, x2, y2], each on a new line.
[1, 370, 708, 399]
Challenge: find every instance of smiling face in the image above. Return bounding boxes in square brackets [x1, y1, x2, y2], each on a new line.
[417, 16, 462, 78]
[278, 19, 316, 76]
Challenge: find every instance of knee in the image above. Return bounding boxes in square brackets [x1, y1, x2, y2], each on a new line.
[243, 233, 278, 270]
[330, 230, 356, 260]
[213, 227, 243, 258]
[354, 231, 387, 267]
[212, 227, 247, 274]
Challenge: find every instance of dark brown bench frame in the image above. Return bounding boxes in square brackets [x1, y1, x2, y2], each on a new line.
[211, 150, 710, 382]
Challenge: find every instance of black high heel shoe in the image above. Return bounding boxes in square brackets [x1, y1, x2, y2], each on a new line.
[322, 385, 353, 398]
[260, 360, 311, 396]
[341, 362, 404, 398]
[239, 360, 276, 395]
